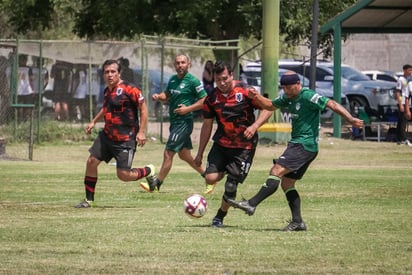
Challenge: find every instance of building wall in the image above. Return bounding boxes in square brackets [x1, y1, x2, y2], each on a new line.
[298, 33, 412, 73]
[341, 33, 412, 72]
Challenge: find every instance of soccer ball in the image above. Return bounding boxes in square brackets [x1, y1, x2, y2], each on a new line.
[184, 194, 207, 218]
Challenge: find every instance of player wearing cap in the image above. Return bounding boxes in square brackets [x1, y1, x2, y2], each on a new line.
[227, 71, 363, 231]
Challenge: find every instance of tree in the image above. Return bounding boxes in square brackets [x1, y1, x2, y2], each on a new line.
[1, 0, 357, 56]
[0, 0, 78, 39]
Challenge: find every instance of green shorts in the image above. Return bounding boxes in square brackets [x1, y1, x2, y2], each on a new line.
[166, 120, 193, 152]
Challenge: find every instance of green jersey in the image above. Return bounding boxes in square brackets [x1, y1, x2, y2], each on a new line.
[165, 73, 206, 122]
[272, 88, 329, 152]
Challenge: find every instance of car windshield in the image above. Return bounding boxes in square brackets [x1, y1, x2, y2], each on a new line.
[325, 64, 370, 81]
[243, 71, 261, 86]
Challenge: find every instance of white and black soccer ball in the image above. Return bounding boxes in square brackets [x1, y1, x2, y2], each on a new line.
[184, 194, 207, 218]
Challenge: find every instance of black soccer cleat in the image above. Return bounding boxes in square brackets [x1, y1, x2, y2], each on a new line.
[281, 221, 307, 232]
[226, 198, 256, 216]
[211, 217, 223, 228]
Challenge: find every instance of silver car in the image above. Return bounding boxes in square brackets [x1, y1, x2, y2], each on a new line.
[242, 64, 349, 120]
[279, 60, 397, 117]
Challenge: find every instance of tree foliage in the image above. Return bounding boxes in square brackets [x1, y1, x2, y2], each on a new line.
[0, 0, 357, 52]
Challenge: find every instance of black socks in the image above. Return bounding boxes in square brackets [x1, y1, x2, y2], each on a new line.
[285, 188, 302, 223]
[248, 175, 280, 207]
[84, 176, 97, 201]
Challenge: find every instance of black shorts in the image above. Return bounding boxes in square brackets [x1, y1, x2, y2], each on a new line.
[276, 142, 318, 180]
[89, 131, 136, 169]
[205, 143, 255, 183]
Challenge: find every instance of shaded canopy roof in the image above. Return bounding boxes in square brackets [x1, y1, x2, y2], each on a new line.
[320, 0, 412, 34]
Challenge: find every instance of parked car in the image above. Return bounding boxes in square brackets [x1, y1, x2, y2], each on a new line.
[362, 70, 398, 82]
[242, 64, 350, 120]
[277, 60, 397, 118]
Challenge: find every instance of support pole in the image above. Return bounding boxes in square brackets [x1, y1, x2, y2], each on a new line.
[333, 25, 342, 138]
[262, 0, 280, 122]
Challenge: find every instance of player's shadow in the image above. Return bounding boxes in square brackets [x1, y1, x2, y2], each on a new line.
[178, 224, 284, 231]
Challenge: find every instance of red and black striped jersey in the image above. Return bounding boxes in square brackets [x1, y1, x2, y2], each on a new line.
[203, 81, 262, 149]
[102, 82, 144, 141]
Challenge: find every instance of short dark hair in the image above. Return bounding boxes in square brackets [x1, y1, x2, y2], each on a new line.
[102, 59, 121, 73]
[403, 64, 412, 70]
[213, 61, 232, 74]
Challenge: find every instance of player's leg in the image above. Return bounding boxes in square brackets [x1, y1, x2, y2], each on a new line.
[178, 147, 204, 175]
[76, 133, 108, 208]
[113, 142, 154, 182]
[75, 155, 101, 208]
[278, 145, 317, 231]
[280, 177, 306, 231]
[211, 175, 239, 228]
[177, 147, 219, 194]
[212, 147, 253, 227]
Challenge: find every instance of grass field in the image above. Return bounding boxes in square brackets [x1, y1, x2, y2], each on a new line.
[0, 133, 411, 274]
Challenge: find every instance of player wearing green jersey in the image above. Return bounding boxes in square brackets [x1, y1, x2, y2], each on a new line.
[228, 71, 363, 231]
[140, 54, 213, 193]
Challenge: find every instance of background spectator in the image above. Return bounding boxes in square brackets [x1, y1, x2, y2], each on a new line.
[50, 60, 73, 121]
[117, 57, 135, 85]
[202, 60, 214, 95]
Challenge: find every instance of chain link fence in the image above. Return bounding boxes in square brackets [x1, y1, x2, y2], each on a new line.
[0, 37, 239, 160]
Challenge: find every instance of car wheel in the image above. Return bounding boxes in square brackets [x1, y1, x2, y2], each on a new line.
[348, 96, 368, 116]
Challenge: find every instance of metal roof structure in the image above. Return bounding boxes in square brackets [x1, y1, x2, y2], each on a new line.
[319, 0, 412, 138]
[321, 0, 412, 34]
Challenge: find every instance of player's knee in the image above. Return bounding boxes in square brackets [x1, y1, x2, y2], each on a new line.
[266, 175, 280, 191]
[223, 177, 238, 200]
[116, 169, 128, 182]
[86, 156, 99, 167]
[204, 174, 216, 185]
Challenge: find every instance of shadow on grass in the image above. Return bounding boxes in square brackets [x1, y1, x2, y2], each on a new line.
[177, 223, 287, 232]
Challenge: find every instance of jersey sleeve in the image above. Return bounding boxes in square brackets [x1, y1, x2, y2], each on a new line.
[272, 94, 289, 108]
[193, 77, 207, 99]
[304, 89, 329, 110]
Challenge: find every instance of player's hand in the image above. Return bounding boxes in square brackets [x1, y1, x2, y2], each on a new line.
[244, 124, 258, 140]
[136, 133, 146, 147]
[152, 93, 160, 101]
[405, 109, 411, 120]
[85, 123, 94, 134]
[247, 87, 259, 99]
[174, 104, 187, 115]
[352, 118, 364, 129]
[194, 154, 202, 167]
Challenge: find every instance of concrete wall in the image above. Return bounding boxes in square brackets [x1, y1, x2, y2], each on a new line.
[298, 33, 412, 73]
[341, 33, 412, 72]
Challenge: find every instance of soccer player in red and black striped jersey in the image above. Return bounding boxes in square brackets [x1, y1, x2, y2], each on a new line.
[194, 61, 273, 227]
[75, 59, 156, 208]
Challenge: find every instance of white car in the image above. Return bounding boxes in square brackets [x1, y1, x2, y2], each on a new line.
[362, 70, 398, 83]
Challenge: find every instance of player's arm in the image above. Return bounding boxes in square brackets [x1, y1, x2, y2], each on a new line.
[194, 118, 213, 167]
[326, 99, 363, 128]
[136, 99, 148, 147]
[152, 91, 168, 102]
[247, 87, 277, 111]
[175, 96, 206, 115]
[243, 109, 273, 140]
[395, 89, 404, 112]
[405, 96, 411, 120]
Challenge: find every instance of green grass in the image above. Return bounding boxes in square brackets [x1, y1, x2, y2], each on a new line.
[0, 136, 411, 274]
